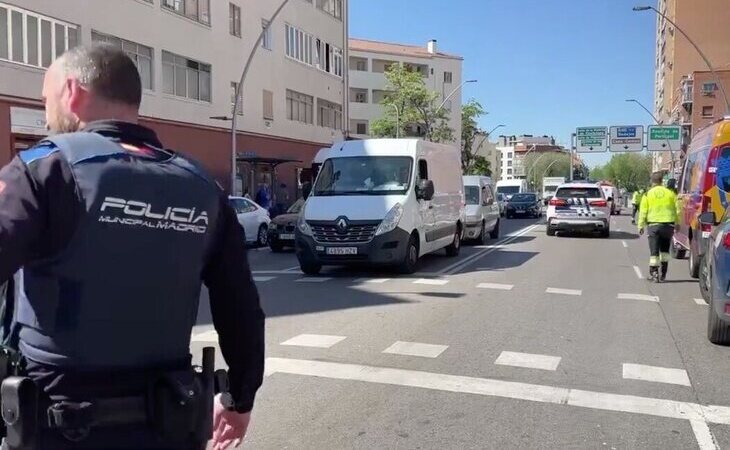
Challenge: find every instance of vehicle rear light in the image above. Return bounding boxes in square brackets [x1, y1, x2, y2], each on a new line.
[703, 222, 714, 233]
[723, 232, 730, 249]
[549, 198, 567, 206]
[725, 303, 730, 316]
[590, 200, 607, 207]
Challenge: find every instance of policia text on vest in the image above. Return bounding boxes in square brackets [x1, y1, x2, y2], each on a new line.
[638, 182, 678, 282]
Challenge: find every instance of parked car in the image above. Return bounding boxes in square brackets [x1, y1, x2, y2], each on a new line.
[296, 139, 464, 275]
[497, 193, 507, 216]
[504, 192, 542, 219]
[268, 198, 305, 252]
[674, 117, 730, 278]
[698, 209, 730, 345]
[229, 196, 271, 246]
[546, 182, 610, 237]
[463, 175, 500, 243]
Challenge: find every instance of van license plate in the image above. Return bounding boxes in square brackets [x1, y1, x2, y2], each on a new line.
[326, 247, 357, 255]
[279, 234, 295, 240]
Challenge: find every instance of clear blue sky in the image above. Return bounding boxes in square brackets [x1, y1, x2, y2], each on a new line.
[349, 0, 658, 167]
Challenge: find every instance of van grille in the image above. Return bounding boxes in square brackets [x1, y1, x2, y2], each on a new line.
[309, 220, 380, 243]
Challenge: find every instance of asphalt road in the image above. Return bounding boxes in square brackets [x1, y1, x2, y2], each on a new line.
[191, 214, 730, 449]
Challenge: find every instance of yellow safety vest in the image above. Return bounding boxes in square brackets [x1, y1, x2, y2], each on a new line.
[632, 191, 644, 206]
[638, 186, 678, 228]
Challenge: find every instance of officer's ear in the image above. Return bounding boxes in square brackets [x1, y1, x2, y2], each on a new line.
[66, 77, 91, 115]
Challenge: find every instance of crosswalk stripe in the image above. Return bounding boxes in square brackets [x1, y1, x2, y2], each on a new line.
[477, 283, 514, 291]
[413, 278, 449, 286]
[296, 277, 332, 283]
[280, 334, 346, 348]
[358, 278, 391, 284]
[495, 351, 561, 371]
[622, 363, 691, 387]
[382, 341, 448, 358]
[546, 288, 582, 296]
[253, 276, 275, 282]
[618, 293, 659, 302]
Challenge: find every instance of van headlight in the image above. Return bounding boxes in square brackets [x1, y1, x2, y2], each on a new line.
[375, 203, 404, 236]
[297, 205, 312, 236]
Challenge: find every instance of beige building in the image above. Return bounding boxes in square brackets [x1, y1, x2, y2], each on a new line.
[471, 132, 501, 181]
[348, 38, 463, 141]
[0, 0, 348, 198]
[653, 0, 730, 171]
[496, 135, 558, 180]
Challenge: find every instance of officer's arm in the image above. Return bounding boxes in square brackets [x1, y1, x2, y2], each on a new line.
[638, 195, 649, 229]
[203, 194, 265, 413]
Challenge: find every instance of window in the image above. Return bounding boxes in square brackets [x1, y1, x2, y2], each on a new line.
[356, 122, 367, 135]
[162, 51, 211, 102]
[261, 19, 272, 49]
[286, 89, 313, 124]
[351, 57, 367, 71]
[444, 71, 453, 83]
[507, 152, 513, 158]
[507, 168, 513, 175]
[229, 3, 241, 37]
[162, 0, 210, 25]
[316, 0, 342, 20]
[507, 160, 512, 167]
[0, 4, 77, 68]
[351, 88, 367, 103]
[284, 25, 341, 77]
[91, 32, 153, 90]
[317, 99, 342, 129]
[230, 82, 243, 115]
[702, 105, 714, 118]
[703, 82, 718, 92]
[418, 160, 429, 180]
[285, 24, 312, 65]
[263, 90, 274, 120]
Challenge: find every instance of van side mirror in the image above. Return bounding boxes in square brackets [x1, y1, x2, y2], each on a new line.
[416, 179, 435, 201]
[607, 197, 613, 202]
[699, 211, 717, 226]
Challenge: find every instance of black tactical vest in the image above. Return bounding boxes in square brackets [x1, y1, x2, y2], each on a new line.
[13, 132, 220, 370]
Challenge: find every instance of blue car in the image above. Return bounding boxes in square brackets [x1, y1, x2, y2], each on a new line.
[699, 210, 730, 344]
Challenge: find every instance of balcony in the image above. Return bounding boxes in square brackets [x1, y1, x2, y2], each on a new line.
[681, 77, 694, 107]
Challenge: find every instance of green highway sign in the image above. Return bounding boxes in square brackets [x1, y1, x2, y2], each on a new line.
[575, 126, 608, 153]
[647, 125, 682, 152]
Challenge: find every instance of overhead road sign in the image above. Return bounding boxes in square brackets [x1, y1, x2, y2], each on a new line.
[647, 125, 681, 152]
[609, 125, 644, 152]
[576, 126, 608, 153]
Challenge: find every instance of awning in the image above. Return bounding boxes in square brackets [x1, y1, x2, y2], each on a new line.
[236, 155, 302, 167]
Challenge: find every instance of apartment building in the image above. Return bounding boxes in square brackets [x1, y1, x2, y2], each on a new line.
[471, 132, 501, 182]
[496, 135, 558, 180]
[0, 0, 347, 198]
[348, 38, 463, 141]
[652, 0, 730, 171]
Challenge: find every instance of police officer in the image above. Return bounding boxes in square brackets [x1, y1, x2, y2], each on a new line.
[631, 188, 645, 224]
[638, 172, 679, 283]
[0, 44, 263, 448]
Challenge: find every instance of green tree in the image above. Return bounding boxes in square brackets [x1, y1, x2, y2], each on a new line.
[592, 153, 652, 191]
[371, 64, 454, 142]
[523, 152, 572, 190]
[460, 99, 491, 175]
[590, 164, 606, 181]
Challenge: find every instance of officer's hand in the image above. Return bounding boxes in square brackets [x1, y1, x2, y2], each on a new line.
[211, 394, 251, 450]
[639, 228, 645, 236]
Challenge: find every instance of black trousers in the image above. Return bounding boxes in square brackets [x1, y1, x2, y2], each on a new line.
[632, 205, 639, 220]
[648, 223, 674, 267]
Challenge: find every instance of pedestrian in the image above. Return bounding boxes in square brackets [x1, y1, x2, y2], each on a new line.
[631, 188, 645, 224]
[666, 178, 678, 193]
[0, 44, 264, 449]
[638, 172, 679, 283]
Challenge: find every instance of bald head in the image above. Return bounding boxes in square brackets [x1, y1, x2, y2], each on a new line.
[43, 44, 141, 133]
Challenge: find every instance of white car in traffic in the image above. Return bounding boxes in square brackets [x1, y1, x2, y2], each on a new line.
[546, 182, 611, 238]
[229, 196, 271, 246]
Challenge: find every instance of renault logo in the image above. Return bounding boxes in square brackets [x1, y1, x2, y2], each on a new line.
[336, 216, 349, 233]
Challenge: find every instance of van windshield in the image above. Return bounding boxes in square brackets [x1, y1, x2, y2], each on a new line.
[465, 186, 480, 205]
[313, 156, 413, 196]
[496, 186, 520, 195]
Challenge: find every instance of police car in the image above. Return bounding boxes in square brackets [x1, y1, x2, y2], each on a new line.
[546, 182, 611, 238]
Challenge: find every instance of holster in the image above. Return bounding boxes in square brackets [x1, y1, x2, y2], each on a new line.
[0, 377, 37, 450]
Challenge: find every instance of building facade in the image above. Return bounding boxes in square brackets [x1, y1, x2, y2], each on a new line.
[471, 132, 501, 182]
[496, 135, 557, 180]
[652, 0, 730, 171]
[0, 0, 348, 201]
[348, 38, 463, 141]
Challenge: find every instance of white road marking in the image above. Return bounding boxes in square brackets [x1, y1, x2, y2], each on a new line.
[191, 330, 218, 342]
[622, 240, 628, 248]
[477, 283, 514, 291]
[284, 266, 302, 272]
[382, 341, 448, 358]
[280, 334, 346, 349]
[495, 351, 561, 371]
[546, 288, 582, 296]
[357, 278, 391, 284]
[413, 278, 449, 286]
[622, 363, 691, 387]
[633, 266, 644, 279]
[695, 298, 709, 306]
[439, 224, 539, 275]
[253, 276, 275, 282]
[618, 293, 659, 303]
[296, 277, 332, 283]
[253, 270, 304, 275]
[266, 357, 726, 450]
[690, 419, 720, 450]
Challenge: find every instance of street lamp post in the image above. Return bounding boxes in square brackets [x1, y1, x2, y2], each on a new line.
[229, 0, 291, 195]
[625, 98, 678, 175]
[633, 5, 730, 115]
[473, 124, 506, 153]
[436, 79, 478, 112]
[389, 103, 401, 138]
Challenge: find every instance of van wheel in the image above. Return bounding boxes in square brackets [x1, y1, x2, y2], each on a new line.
[547, 226, 556, 237]
[489, 220, 500, 239]
[699, 255, 711, 302]
[708, 299, 730, 345]
[689, 244, 700, 279]
[445, 229, 461, 257]
[300, 261, 322, 276]
[397, 236, 419, 274]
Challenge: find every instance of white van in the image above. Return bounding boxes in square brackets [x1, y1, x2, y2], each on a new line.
[496, 179, 528, 200]
[296, 139, 464, 274]
[463, 175, 500, 243]
[599, 184, 621, 215]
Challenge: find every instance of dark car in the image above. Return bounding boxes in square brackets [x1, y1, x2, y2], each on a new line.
[504, 193, 542, 219]
[699, 209, 730, 345]
[268, 199, 305, 252]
